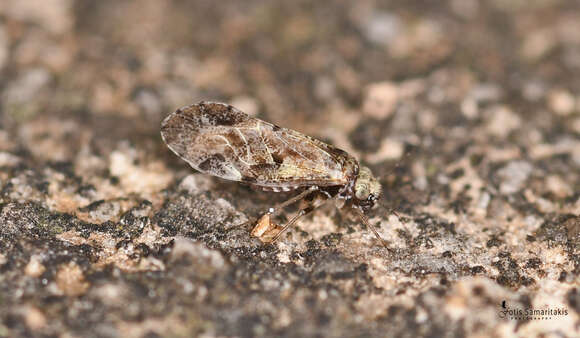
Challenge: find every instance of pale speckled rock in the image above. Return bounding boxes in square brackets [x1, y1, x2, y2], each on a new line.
[2, 68, 51, 115]
[486, 105, 521, 138]
[497, 161, 533, 195]
[548, 89, 576, 116]
[1, 2, 579, 338]
[362, 12, 401, 47]
[362, 81, 399, 119]
[2, 0, 73, 35]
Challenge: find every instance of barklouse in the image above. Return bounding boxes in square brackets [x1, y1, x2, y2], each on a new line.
[161, 101, 386, 246]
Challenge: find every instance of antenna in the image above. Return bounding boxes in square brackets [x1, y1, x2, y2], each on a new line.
[354, 206, 390, 249]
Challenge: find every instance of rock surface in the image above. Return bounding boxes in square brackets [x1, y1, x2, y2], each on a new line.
[0, 1, 579, 337]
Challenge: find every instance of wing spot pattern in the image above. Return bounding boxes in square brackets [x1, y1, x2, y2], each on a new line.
[161, 102, 353, 189]
[214, 135, 251, 166]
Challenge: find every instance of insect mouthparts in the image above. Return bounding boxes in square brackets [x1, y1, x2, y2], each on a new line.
[161, 101, 389, 247]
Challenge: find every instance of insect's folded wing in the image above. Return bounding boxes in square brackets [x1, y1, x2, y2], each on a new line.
[161, 102, 350, 188]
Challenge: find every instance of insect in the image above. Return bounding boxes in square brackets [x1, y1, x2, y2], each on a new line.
[161, 101, 387, 246]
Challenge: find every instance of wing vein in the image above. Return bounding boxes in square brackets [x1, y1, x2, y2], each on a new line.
[256, 121, 275, 163]
[276, 133, 310, 162]
[215, 135, 252, 167]
[235, 128, 252, 164]
[161, 102, 350, 190]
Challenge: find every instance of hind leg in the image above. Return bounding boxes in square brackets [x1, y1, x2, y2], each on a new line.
[232, 186, 319, 233]
[265, 186, 318, 217]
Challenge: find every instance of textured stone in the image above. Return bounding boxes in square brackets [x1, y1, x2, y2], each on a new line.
[0, 2, 578, 337]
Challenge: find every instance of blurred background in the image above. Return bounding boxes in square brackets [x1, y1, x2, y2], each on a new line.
[0, 1, 579, 337]
[2, 0, 579, 160]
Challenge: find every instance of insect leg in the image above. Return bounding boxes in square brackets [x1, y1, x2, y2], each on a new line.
[266, 186, 318, 217]
[230, 186, 318, 231]
[268, 202, 321, 243]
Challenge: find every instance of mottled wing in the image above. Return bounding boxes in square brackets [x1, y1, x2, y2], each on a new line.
[160, 101, 356, 191]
